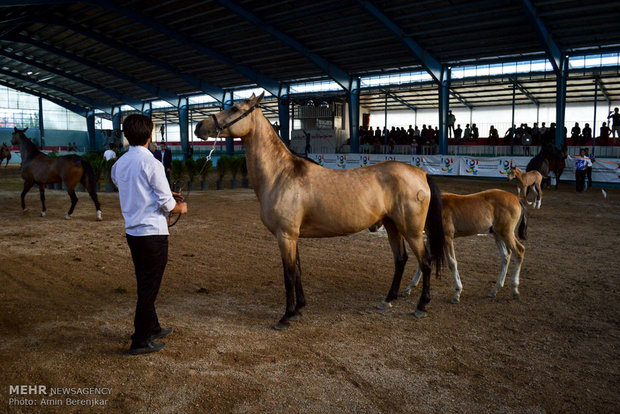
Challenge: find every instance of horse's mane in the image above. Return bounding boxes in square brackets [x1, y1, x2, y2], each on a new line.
[17, 132, 40, 155]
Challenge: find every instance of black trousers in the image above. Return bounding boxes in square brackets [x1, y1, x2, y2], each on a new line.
[575, 170, 586, 192]
[126, 234, 168, 345]
[586, 166, 592, 188]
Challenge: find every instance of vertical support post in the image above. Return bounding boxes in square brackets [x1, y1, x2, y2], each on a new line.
[383, 93, 388, 146]
[112, 107, 121, 131]
[592, 79, 598, 150]
[348, 77, 360, 153]
[86, 110, 96, 151]
[224, 91, 234, 155]
[555, 55, 568, 149]
[143, 102, 152, 119]
[438, 66, 450, 155]
[38, 97, 45, 150]
[178, 97, 189, 159]
[278, 85, 291, 146]
[511, 82, 516, 155]
[164, 112, 168, 143]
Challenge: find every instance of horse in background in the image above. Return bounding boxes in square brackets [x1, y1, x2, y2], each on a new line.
[507, 166, 543, 209]
[526, 142, 567, 190]
[11, 127, 102, 221]
[194, 93, 445, 329]
[400, 190, 527, 303]
[1, 143, 11, 167]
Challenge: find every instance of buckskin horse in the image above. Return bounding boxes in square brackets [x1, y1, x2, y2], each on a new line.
[507, 166, 543, 209]
[11, 127, 102, 221]
[398, 189, 527, 303]
[1, 143, 11, 167]
[194, 93, 445, 329]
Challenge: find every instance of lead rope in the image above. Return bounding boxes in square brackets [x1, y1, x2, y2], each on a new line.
[168, 130, 222, 228]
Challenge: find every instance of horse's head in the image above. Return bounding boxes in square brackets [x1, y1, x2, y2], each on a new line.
[194, 93, 264, 140]
[507, 166, 519, 181]
[11, 127, 28, 145]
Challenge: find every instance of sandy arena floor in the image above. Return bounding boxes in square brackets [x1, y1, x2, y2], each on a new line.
[0, 164, 618, 413]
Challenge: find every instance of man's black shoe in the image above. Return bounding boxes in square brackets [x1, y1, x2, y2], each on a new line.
[128, 341, 165, 355]
[150, 327, 173, 341]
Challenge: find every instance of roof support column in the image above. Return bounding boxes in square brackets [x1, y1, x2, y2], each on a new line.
[438, 66, 450, 155]
[224, 91, 234, 155]
[86, 110, 96, 152]
[511, 83, 516, 155]
[142, 102, 152, 119]
[278, 85, 290, 146]
[592, 79, 599, 150]
[112, 107, 121, 131]
[555, 56, 568, 149]
[348, 77, 361, 153]
[178, 97, 190, 159]
[38, 97, 45, 150]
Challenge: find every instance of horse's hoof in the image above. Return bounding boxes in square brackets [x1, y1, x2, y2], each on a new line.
[376, 300, 392, 310]
[40, 211, 46, 217]
[513, 292, 520, 300]
[272, 321, 290, 330]
[64, 215, 71, 220]
[401, 290, 411, 298]
[96, 210, 102, 221]
[488, 292, 496, 298]
[413, 309, 427, 319]
[288, 312, 302, 322]
[450, 297, 460, 304]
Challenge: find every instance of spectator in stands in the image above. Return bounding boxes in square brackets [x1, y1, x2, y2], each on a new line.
[539, 122, 547, 137]
[571, 122, 581, 146]
[488, 125, 499, 145]
[413, 125, 420, 138]
[582, 123, 592, 144]
[447, 110, 456, 138]
[372, 135, 381, 154]
[454, 124, 462, 143]
[522, 127, 532, 155]
[531, 122, 540, 145]
[104, 144, 117, 161]
[471, 123, 479, 141]
[608, 107, 620, 145]
[599, 122, 610, 143]
[407, 125, 414, 139]
[463, 124, 471, 140]
[374, 126, 382, 140]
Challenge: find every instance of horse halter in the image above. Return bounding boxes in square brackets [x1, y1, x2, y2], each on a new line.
[211, 102, 259, 134]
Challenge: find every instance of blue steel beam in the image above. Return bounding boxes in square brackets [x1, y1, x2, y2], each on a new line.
[0, 1, 68, 5]
[450, 90, 472, 109]
[8, 34, 180, 107]
[510, 78, 539, 106]
[178, 97, 190, 159]
[35, 17, 226, 103]
[91, 0, 281, 97]
[278, 85, 290, 146]
[0, 79, 86, 116]
[0, 68, 113, 113]
[438, 66, 450, 155]
[356, 0, 442, 83]
[519, 0, 563, 75]
[595, 77, 611, 104]
[216, 0, 352, 91]
[382, 89, 417, 111]
[349, 77, 360, 153]
[0, 49, 144, 111]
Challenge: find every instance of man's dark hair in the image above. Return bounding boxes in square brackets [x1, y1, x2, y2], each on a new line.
[123, 114, 153, 146]
[109, 144, 114, 149]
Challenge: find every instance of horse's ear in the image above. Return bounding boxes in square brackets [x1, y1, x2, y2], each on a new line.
[23, 127, 28, 132]
[249, 93, 256, 100]
[255, 92, 264, 105]
[14, 127, 17, 132]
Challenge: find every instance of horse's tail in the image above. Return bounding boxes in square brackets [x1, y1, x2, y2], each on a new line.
[425, 174, 445, 278]
[517, 200, 528, 240]
[80, 158, 101, 210]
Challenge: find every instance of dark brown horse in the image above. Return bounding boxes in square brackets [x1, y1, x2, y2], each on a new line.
[11, 127, 102, 220]
[526, 143, 567, 190]
[0, 142, 11, 167]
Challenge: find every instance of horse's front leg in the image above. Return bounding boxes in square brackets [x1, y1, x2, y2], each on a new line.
[21, 179, 34, 211]
[39, 184, 46, 217]
[273, 231, 300, 330]
[378, 219, 408, 310]
[65, 189, 78, 219]
[293, 246, 306, 314]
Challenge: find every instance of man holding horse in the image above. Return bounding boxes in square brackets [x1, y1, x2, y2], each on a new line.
[112, 114, 187, 355]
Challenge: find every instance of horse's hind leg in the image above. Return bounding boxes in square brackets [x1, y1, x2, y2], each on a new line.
[274, 232, 300, 330]
[378, 219, 408, 310]
[489, 238, 511, 298]
[507, 237, 525, 299]
[39, 185, 46, 217]
[402, 268, 421, 297]
[446, 238, 463, 304]
[65, 189, 78, 219]
[404, 233, 431, 318]
[293, 246, 305, 315]
[535, 182, 543, 209]
[21, 179, 34, 211]
[83, 173, 102, 221]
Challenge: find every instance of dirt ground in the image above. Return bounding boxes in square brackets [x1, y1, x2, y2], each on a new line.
[0, 164, 618, 413]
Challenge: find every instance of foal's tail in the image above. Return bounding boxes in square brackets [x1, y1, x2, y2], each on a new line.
[517, 200, 528, 240]
[425, 175, 445, 277]
[80, 158, 101, 210]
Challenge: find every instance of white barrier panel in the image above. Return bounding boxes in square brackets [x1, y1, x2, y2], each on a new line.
[307, 153, 620, 184]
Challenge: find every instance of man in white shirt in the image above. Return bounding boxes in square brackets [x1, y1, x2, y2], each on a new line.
[103, 144, 116, 161]
[112, 114, 187, 355]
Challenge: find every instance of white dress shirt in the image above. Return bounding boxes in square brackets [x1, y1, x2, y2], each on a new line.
[111, 145, 176, 236]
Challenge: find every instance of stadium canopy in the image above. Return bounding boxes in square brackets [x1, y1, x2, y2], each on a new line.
[1, 0, 619, 152]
